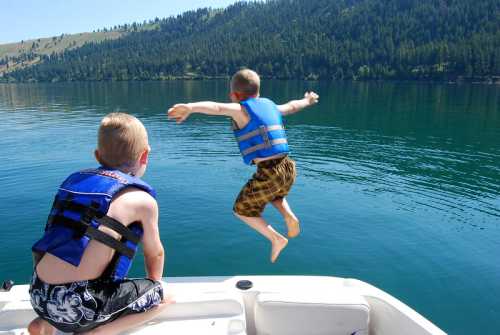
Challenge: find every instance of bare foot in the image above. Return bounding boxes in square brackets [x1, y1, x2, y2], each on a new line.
[271, 236, 288, 263]
[285, 215, 300, 238]
[28, 318, 56, 335]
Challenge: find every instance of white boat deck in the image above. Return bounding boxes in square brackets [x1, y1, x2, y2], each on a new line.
[0, 275, 446, 335]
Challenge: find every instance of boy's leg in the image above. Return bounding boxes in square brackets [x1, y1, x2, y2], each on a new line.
[69, 278, 172, 335]
[271, 197, 300, 238]
[234, 213, 288, 263]
[27, 318, 56, 335]
[81, 296, 174, 335]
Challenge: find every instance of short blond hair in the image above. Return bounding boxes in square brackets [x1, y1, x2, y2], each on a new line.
[97, 112, 148, 169]
[231, 69, 260, 97]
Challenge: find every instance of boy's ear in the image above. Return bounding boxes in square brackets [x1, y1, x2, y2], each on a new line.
[139, 148, 149, 165]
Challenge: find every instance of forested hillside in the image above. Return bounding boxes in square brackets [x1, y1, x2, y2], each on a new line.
[2, 0, 499, 82]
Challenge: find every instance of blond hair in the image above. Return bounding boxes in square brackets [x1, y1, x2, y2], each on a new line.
[97, 112, 148, 169]
[230, 69, 260, 97]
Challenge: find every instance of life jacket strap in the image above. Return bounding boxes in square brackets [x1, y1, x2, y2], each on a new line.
[102, 222, 142, 280]
[235, 125, 285, 142]
[53, 199, 141, 244]
[48, 197, 141, 259]
[46, 215, 136, 259]
[54, 199, 94, 213]
[96, 216, 141, 244]
[241, 138, 288, 156]
[84, 225, 136, 259]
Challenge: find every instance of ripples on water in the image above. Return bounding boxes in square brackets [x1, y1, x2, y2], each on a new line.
[289, 124, 500, 227]
[0, 81, 499, 334]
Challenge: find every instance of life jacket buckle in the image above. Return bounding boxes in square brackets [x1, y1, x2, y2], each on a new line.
[80, 212, 92, 225]
[259, 125, 271, 148]
[89, 201, 103, 218]
[76, 211, 92, 238]
[78, 203, 96, 236]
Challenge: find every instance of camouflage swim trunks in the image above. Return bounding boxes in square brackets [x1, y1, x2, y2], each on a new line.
[233, 156, 296, 217]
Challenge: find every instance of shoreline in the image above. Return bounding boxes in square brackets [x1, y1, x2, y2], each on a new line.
[1, 75, 499, 85]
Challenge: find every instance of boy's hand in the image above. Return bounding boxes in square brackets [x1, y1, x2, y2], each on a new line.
[278, 91, 319, 115]
[168, 104, 192, 123]
[304, 91, 319, 106]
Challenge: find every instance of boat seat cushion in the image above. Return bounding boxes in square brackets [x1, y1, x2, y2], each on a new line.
[254, 291, 370, 335]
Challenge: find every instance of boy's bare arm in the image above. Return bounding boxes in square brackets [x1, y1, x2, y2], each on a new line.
[168, 102, 243, 123]
[139, 195, 164, 281]
[277, 91, 319, 116]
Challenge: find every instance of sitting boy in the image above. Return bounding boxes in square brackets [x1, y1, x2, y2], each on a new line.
[28, 113, 173, 335]
[168, 69, 318, 263]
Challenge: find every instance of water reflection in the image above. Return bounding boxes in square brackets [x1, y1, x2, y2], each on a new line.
[1, 81, 499, 227]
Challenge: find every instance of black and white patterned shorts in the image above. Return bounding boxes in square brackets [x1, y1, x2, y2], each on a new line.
[29, 271, 164, 333]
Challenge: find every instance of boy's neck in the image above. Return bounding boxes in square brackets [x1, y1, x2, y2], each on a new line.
[236, 93, 259, 102]
[100, 164, 138, 177]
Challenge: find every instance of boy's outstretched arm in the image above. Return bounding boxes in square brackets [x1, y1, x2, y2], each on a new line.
[278, 91, 319, 116]
[168, 102, 242, 123]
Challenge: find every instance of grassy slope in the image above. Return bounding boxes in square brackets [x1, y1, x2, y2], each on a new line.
[0, 31, 126, 74]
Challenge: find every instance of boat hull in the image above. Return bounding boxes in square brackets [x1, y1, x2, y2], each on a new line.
[0, 275, 446, 335]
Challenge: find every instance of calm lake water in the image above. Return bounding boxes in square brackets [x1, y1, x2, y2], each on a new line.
[0, 81, 499, 334]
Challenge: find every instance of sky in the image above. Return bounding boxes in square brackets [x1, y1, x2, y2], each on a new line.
[1, 0, 240, 44]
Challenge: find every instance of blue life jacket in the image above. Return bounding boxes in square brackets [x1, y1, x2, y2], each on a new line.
[32, 168, 156, 282]
[233, 97, 289, 165]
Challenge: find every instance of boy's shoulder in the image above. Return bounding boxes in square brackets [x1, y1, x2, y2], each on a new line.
[112, 187, 157, 212]
[108, 187, 158, 230]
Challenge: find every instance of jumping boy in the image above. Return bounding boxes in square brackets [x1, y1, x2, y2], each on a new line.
[28, 113, 173, 335]
[168, 69, 319, 263]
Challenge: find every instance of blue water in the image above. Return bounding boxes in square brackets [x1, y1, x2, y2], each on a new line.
[0, 81, 499, 334]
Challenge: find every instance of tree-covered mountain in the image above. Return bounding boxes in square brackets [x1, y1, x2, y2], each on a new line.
[2, 0, 499, 82]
